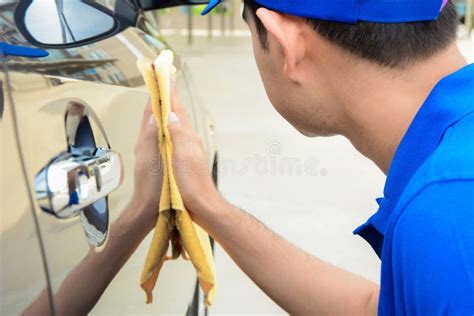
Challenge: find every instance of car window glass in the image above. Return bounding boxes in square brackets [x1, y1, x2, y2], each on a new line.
[0, 4, 149, 87]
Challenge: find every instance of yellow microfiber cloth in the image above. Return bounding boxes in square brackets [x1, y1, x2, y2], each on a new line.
[137, 50, 216, 306]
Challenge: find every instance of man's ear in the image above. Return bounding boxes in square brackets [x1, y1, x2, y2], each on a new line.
[256, 8, 306, 82]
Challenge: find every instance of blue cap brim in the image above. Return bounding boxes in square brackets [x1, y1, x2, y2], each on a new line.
[201, 0, 221, 15]
[0, 42, 49, 58]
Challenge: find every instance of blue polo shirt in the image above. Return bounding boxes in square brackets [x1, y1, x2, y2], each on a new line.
[354, 63, 474, 315]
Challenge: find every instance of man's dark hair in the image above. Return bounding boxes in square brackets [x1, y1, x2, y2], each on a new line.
[243, 0, 459, 68]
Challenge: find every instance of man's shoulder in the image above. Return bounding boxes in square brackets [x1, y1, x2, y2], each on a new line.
[393, 111, 474, 231]
[389, 111, 474, 257]
[388, 180, 474, 313]
[375, 75, 474, 315]
[399, 111, 474, 201]
[394, 180, 474, 236]
[392, 180, 474, 261]
[424, 111, 474, 180]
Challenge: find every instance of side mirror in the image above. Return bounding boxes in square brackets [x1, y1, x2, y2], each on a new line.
[14, 0, 126, 49]
[13, 0, 215, 49]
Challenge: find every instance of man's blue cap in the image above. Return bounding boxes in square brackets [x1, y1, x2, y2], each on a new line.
[0, 42, 49, 58]
[201, 0, 448, 23]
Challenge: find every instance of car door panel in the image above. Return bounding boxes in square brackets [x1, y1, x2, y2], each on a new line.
[2, 4, 217, 312]
[8, 72, 113, 295]
[10, 70, 201, 314]
[1, 71, 51, 315]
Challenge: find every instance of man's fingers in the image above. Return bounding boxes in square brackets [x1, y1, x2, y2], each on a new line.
[138, 101, 159, 143]
[140, 100, 154, 132]
[168, 123, 193, 153]
[142, 85, 193, 141]
[142, 99, 153, 121]
[170, 82, 191, 127]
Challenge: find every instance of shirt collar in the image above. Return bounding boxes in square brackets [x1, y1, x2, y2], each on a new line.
[354, 63, 474, 257]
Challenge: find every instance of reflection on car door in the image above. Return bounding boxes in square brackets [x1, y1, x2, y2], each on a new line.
[1, 65, 52, 315]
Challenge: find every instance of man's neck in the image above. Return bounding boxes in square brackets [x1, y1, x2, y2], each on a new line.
[334, 44, 467, 174]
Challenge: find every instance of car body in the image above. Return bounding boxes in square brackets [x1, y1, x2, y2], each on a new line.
[0, 2, 217, 315]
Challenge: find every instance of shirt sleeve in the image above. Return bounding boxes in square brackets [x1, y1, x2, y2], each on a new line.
[391, 180, 474, 316]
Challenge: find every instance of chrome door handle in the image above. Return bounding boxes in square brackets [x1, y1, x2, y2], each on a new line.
[35, 148, 123, 219]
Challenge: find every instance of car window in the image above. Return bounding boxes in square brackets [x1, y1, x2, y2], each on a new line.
[1, 6, 128, 86]
[0, 3, 166, 88]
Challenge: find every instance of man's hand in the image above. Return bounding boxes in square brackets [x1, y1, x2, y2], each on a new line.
[130, 101, 163, 231]
[167, 87, 220, 226]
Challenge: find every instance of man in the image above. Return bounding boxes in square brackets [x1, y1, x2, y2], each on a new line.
[137, 0, 474, 315]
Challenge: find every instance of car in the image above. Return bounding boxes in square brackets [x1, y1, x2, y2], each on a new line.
[0, 1, 218, 315]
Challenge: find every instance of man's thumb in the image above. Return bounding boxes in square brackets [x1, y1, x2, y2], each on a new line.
[168, 111, 184, 143]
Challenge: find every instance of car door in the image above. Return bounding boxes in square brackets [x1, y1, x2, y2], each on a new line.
[1, 52, 53, 316]
[1, 5, 210, 314]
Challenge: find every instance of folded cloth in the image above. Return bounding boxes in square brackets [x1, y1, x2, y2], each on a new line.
[137, 50, 216, 305]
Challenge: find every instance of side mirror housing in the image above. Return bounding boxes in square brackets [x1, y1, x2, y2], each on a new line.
[14, 0, 129, 49]
[13, 0, 213, 49]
